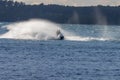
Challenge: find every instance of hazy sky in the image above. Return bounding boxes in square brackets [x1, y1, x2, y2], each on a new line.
[14, 0, 120, 6]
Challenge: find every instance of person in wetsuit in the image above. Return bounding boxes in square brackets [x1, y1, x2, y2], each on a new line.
[56, 29, 64, 40]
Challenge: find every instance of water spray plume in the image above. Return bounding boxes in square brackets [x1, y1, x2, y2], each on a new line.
[0, 19, 112, 41]
[0, 19, 65, 40]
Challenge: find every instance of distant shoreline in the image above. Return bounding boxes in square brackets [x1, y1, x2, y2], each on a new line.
[0, 0, 120, 25]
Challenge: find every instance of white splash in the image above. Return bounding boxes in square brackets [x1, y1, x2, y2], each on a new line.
[0, 19, 111, 41]
[0, 19, 65, 40]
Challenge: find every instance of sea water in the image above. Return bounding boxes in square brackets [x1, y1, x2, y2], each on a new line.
[0, 20, 120, 80]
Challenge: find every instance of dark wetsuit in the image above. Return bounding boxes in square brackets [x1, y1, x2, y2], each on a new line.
[59, 34, 64, 40]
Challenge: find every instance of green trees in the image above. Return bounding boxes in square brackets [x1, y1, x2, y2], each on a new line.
[0, 0, 120, 25]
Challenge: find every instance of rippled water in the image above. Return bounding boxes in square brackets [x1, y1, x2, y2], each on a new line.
[0, 23, 120, 80]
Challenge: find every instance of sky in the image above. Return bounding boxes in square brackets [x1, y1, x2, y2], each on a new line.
[14, 0, 120, 6]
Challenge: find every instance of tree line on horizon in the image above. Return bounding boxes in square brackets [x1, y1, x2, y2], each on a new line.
[0, 0, 120, 25]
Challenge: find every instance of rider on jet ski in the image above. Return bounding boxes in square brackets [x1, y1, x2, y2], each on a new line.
[56, 29, 64, 40]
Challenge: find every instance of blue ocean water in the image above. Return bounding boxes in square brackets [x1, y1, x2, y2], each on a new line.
[0, 22, 120, 80]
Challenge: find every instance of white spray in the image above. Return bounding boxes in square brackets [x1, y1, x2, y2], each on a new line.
[0, 19, 66, 40]
[0, 19, 111, 41]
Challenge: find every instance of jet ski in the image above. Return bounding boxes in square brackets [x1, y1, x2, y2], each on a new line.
[56, 29, 64, 40]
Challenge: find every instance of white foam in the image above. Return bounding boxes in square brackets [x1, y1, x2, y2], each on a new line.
[65, 36, 109, 41]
